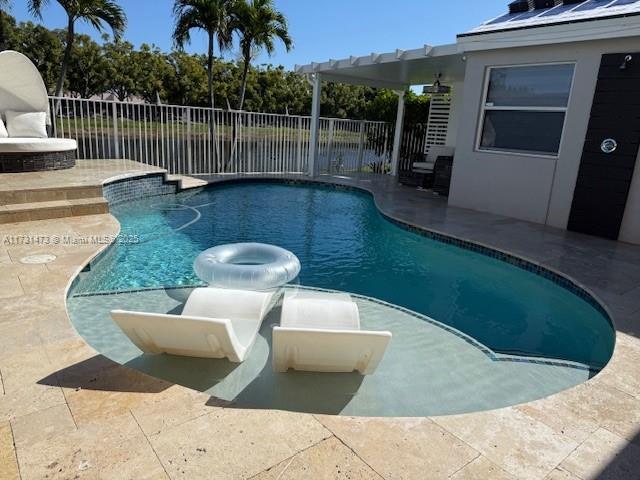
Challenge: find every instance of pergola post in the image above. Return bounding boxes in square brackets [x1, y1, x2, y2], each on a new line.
[308, 73, 322, 177]
[390, 90, 406, 177]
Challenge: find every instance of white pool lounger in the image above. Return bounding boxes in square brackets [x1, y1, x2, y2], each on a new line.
[272, 291, 392, 375]
[111, 287, 279, 362]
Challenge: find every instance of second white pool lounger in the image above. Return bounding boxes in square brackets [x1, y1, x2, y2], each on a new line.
[272, 290, 392, 375]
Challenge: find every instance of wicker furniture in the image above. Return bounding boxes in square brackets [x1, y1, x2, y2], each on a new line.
[0, 51, 77, 173]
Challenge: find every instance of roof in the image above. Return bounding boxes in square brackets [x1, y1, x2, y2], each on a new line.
[461, 0, 640, 37]
[295, 44, 465, 89]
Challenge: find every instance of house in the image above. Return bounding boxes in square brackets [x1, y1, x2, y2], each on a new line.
[297, 0, 640, 245]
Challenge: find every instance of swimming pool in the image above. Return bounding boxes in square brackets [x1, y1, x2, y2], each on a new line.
[73, 182, 614, 369]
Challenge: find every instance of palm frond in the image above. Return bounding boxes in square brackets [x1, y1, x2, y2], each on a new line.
[172, 0, 236, 52]
[27, 0, 49, 19]
[76, 0, 127, 39]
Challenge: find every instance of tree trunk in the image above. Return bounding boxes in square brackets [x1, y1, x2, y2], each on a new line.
[207, 31, 215, 110]
[238, 54, 250, 111]
[55, 17, 75, 98]
[0, 10, 6, 52]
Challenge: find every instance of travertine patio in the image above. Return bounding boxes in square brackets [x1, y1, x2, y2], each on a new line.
[1, 161, 639, 479]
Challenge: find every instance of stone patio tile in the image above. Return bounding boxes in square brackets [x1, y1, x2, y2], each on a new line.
[35, 310, 78, 344]
[543, 254, 640, 296]
[0, 422, 19, 480]
[593, 286, 640, 318]
[593, 333, 640, 399]
[44, 249, 97, 277]
[60, 362, 173, 427]
[0, 246, 11, 264]
[252, 436, 383, 480]
[0, 346, 67, 422]
[0, 382, 66, 423]
[560, 428, 640, 480]
[42, 337, 98, 372]
[317, 415, 479, 479]
[11, 403, 77, 449]
[433, 408, 579, 480]
[0, 292, 66, 325]
[0, 274, 23, 300]
[0, 317, 44, 362]
[16, 412, 168, 480]
[450, 455, 514, 480]
[5, 241, 77, 264]
[1, 262, 48, 277]
[544, 467, 582, 479]
[516, 382, 618, 444]
[131, 385, 219, 436]
[18, 269, 71, 296]
[0, 346, 58, 391]
[149, 408, 331, 480]
[570, 381, 640, 445]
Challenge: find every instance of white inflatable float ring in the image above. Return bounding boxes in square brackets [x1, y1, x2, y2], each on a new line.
[194, 243, 301, 290]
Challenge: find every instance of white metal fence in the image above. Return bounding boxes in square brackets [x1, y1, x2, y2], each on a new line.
[49, 97, 394, 176]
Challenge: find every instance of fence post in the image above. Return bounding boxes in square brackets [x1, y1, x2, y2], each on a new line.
[296, 116, 303, 173]
[326, 118, 335, 173]
[185, 107, 192, 175]
[111, 102, 120, 159]
[356, 120, 366, 173]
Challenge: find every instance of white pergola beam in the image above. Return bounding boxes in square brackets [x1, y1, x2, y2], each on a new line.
[319, 72, 408, 91]
[391, 90, 406, 177]
[308, 73, 322, 177]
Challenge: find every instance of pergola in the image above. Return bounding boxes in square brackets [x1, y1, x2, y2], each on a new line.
[295, 43, 466, 176]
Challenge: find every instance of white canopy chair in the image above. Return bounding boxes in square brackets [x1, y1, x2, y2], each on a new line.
[0, 50, 77, 172]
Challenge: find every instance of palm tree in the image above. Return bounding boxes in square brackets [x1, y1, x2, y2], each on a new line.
[0, 0, 11, 51]
[173, 0, 235, 109]
[28, 0, 126, 98]
[233, 0, 291, 111]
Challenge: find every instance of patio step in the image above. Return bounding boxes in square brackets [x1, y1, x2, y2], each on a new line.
[0, 197, 109, 224]
[0, 185, 104, 206]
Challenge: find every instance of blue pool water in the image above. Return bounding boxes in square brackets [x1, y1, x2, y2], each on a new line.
[75, 182, 614, 370]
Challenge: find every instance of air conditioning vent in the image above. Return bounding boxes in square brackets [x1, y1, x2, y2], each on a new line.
[508, 0, 530, 14]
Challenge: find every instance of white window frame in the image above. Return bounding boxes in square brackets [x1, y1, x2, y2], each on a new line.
[475, 62, 576, 159]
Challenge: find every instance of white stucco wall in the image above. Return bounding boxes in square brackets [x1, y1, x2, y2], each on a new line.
[445, 81, 464, 148]
[448, 37, 640, 242]
[619, 148, 640, 244]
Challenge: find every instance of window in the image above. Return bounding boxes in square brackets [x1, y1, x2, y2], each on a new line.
[478, 63, 575, 156]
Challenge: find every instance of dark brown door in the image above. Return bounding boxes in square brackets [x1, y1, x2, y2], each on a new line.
[568, 53, 640, 240]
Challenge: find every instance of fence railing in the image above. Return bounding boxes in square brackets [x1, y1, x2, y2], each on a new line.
[49, 97, 395, 176]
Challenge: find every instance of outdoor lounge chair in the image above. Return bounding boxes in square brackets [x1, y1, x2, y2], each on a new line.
[399, 145, 454, 188]
[272, 290, 392, 375]
[111, 287, 280, 362]
[0, 51, 77, 173]
[412, 145, 454, 177]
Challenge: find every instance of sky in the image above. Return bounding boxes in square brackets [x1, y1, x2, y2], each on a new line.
[9, 0, 509, 70]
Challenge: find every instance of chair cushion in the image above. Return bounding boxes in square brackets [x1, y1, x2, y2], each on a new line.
[0, 138, 77, 153]
[413, 162, 434, 172]
[426, 146, 455, 164]
[0, 118, 7, 138]
[5, 111, 48, 138]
